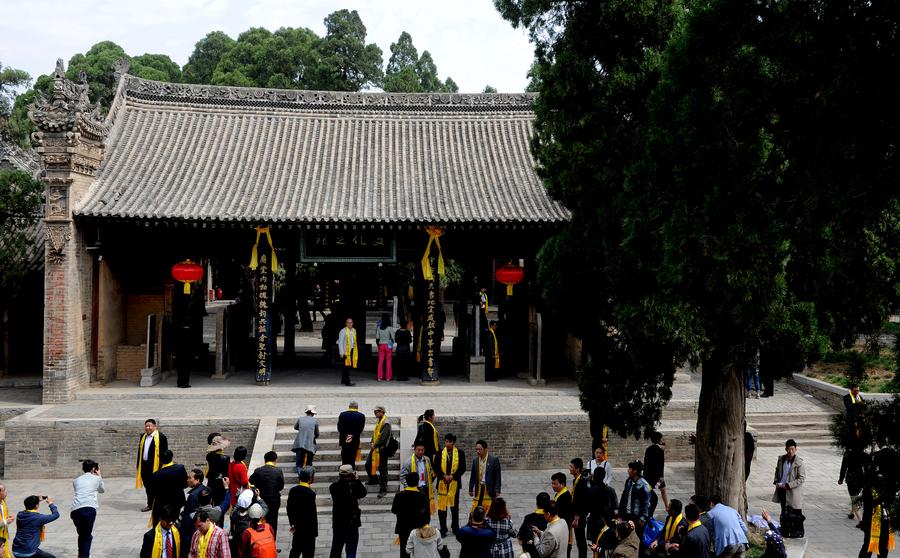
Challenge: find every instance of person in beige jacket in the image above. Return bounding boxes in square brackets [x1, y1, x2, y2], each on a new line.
[772, 439, 805, 516]
[530, 501, 568, 558]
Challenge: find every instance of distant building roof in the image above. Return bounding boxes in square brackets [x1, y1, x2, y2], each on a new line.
[75, 75, 569, 226]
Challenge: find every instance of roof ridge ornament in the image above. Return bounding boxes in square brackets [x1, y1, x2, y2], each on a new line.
[28, 59, 110, 146]
[121, 74, 536, 111]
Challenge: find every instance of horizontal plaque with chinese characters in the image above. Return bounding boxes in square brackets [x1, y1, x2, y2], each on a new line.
[300, 230, 396, 262]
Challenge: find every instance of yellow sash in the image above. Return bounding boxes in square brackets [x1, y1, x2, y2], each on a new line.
[849, 390, 862, 404]
[416, 325, 424, 363]
[369, 415, 387, 475]
[489, 328, 500, 368]
[868, 503, 896, 554]
[593, 524, 609, 558]
[472, 454, 493, 513]
[1, 499, 12, 558]
[688, 520, 702, 532]
[136, 431, 160, 488]
[437, 448, 460, 511]
[249, 225, 278, 272]
[425, 421, 439, 453]
[298, 482, 311, 488]
[420, 226, 446, 280]
[554, 487, 569, 501]
[198, 525, 214, 558]
[151, 524, 181, 558]
[664, 513, 683, 541]
[410, 455, 436, 514]
[344, 328, 358, 368]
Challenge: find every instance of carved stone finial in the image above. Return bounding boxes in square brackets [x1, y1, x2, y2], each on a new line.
[28, 59, 110, 146]
[54, 58, 65, 78]
[112, 58, 131, 84]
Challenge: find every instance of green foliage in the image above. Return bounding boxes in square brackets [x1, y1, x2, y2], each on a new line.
[66, 41, 128, 105]
[483, 85, 498, 93]
[384, 32, 457, 93]
[314, 9, 383, 91]
[0, 61, 31, 117]
[0, 169, 43, 289]
[183, 31, 236, 84]
[131, 54, 182, 83]
[4, 75, 51, 148]
[497, 0, 900, 441]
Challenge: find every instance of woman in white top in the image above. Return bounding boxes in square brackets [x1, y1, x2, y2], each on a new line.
[588, 446, 613, 485]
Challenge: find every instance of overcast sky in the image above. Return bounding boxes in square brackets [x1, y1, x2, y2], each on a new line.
[0, 0, 537, 93]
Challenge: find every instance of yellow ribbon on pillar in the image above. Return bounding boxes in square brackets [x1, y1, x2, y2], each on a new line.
[421, 225, 445, 280]
[249, 226, 279, 272]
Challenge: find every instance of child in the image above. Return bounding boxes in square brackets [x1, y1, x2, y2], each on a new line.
[761, 509, 787, 558]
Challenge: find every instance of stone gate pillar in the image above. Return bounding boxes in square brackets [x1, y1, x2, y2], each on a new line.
[28, 59, 109, 402]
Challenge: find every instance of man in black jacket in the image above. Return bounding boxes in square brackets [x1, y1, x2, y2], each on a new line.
[393, 472, 430, 558]
[137, 418, 168, 512]
[151, 450, 187, 526]
[249, 451, 285, 535]
[329, 464, 367, 558]
[414, 409, 439, 464]
[469, 440, 501, 513]
[551, 472, 574, 557]
[287, 467, 317, 558]
[519, 493, 551, 558]
[644, 432, 668, 517]
[570, 459, 590, 558]
[338, 401, 366, 466]
[587, 468, 618, 538]
[178, 469, 206, 557]
[435, 433, 466, 537]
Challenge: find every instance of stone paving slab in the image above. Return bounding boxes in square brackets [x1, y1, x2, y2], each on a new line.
[0, 443, 865, 558]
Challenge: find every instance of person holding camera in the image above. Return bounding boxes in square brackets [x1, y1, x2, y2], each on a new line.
[12, 495, 59, 558]
[71, 459, 105, 558]
[330, 464, 367, 558]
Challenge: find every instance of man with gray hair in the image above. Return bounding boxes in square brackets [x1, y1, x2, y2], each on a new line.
[287, 467, 318, 558]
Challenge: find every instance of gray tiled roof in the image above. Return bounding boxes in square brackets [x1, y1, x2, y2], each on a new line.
[76, 75, 569, 225]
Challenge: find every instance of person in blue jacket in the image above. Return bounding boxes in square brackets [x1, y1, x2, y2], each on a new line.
[13, 495, 59, 558]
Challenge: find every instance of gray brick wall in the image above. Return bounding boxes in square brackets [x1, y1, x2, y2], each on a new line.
[437, 415, 693, 471]
[3, 418, 258, 478]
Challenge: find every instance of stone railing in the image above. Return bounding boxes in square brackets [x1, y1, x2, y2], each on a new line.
[788, 373, 895, 412]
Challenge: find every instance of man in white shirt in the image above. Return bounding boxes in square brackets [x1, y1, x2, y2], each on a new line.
[71, 459, 105, 558]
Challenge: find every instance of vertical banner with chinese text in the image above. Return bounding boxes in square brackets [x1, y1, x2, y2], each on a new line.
[255, 254, 272, 384]
[423, 262, 440, 383]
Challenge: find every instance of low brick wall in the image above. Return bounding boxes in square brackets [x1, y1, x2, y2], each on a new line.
[438, 414, 693, 471]
[0, 406, 36, 427]
[788, 373, 895, 412]
[3, 412, 259, 479]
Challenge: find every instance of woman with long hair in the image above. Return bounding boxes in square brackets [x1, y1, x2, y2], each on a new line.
[485, 497, 517, 558]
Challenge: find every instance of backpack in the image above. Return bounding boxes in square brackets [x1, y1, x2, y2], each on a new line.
[247, 524, 277, 558]
[779, 506, 805, 538]
[384, 435, 400, 458]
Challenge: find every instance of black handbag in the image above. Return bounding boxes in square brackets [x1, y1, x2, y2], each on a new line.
[384, 435, 400, 458]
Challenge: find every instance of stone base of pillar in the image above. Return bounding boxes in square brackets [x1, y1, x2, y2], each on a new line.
[139, 367, 162, 387]
[468, 356, 485, 383]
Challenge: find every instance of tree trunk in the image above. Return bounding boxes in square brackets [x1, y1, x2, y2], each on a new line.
[695, 350, 746, 511]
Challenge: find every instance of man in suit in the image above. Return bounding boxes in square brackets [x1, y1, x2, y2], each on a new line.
[151, 450, 187, 526]
[338, 401, 366, 466]
[287, 467, 317, 558]
[550, 472, 573, 558]
[249, 450, 285, 535]
[365, 405, 393, 496]
[469, 439, 501, 514]
[844, 383, 865, 418]
[140, 505, 180, 558]
[393, 472, 430, 558]
[137, 418, 168, 512]
[772, 439, 805, 517]
[435, 433, 466, 537]
[569, 459, 590, 558]
[414, 409, 440, 464]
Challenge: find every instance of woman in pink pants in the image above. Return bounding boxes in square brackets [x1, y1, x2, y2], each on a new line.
[375, 313, 395, 381]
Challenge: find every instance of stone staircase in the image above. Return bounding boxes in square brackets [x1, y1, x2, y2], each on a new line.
[271, 416, 401, 515]
[747, 411, 836, 448]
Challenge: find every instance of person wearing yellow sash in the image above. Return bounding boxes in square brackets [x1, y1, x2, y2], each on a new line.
[365, 406, 392, 495]
[393, 472, 430, 558]
[189, 510, 230, 558]
[337, 401, 366, 467]
[402, 444, 436, 518]
[570, 459, 591, 558]
[0, 482, 13, 558]
[860, 483, 896, 558]
[679, 503, 711, 558]
[414, 409, 440, 464]
[436, 434, 467, 537]
[337, 317, 358, 387]
[469, 440, 501, 514]
[139, 505, 180, 558]
[136, 418, 168, 513]
[844, 383, 866, 420]
[551, 472, 574, 556]
[588, 516, 615, 558]
[12, 495, 59, 558]
[286, 468, 317, 558]
[530, 501, 568, 558]
[647, 499, 685, 556]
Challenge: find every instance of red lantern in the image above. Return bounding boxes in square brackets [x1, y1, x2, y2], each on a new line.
[171, 259, 204, 295]
[495, 263, 525, 296]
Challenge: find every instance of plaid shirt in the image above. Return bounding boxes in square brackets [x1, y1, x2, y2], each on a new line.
[190, 525, 231, 558]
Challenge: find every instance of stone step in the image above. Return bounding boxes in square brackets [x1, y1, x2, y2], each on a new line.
[752, 428, 832, 438]
[277, 467, 400, 481]
[757, 438, 832, 448]
[746, 412, 835, 424]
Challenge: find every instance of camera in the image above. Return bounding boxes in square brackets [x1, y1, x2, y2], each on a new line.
[40, 495, 48, 501]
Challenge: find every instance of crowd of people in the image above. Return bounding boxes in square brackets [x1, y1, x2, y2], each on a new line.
[0, 403, 811, 558]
